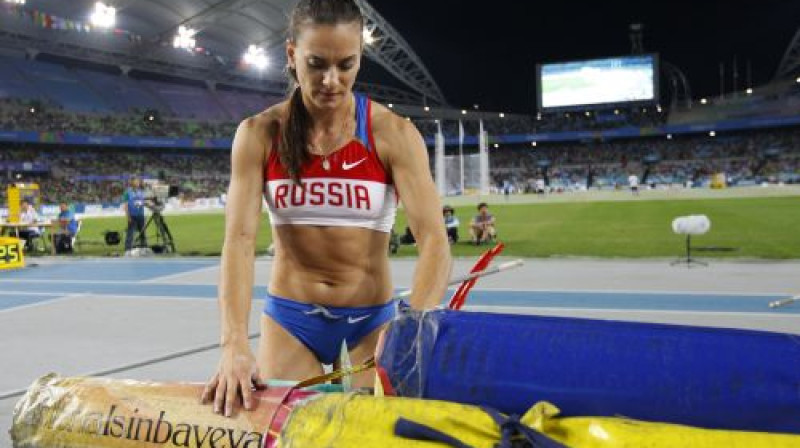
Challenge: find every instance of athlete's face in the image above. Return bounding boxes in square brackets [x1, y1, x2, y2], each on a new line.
[288, 22, 362, 109]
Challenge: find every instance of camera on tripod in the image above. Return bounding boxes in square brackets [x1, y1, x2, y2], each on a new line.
[134, 181, 179, 254]
[143, 182, 180, 212]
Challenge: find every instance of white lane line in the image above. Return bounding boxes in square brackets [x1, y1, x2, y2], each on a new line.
[141, 265, 220, 283]
[0, 279, 153, 285]
[70, 293, 227, 302]
[0, 290, 217, 302]
[0, 293, 81, 314]
[0, 291, 64, 296]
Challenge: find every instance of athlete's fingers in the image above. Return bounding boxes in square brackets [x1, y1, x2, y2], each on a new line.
[214, 377, 227, 415]
[225, 379, 238, 417]
[201, 373, 219, 404]
[241, 377, 254, 411]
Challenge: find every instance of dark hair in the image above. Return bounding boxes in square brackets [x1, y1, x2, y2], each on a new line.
[281, 0, 364, 184]
[478, 202, 488, 210]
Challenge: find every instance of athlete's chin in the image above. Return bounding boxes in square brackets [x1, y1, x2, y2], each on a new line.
[313, 92, 345, 108]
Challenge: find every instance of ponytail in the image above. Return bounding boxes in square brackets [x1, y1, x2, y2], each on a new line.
[280, 69, 311, 185]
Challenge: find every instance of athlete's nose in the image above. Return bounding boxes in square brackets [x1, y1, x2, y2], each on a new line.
[322, 67, 338, 88]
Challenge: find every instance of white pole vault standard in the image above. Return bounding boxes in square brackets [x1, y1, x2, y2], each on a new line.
[458, 120, 465, 194]
[435, 121, 446, 196]
[479, 119, 490, 195]
[768, 295, 799, 309]
[394, 259, 525, 300]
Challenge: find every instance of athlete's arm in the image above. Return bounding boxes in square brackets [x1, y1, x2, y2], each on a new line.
[380, 113, 452, 309]
[202, 115, 268, 416]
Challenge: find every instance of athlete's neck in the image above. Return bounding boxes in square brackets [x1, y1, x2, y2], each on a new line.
[304, 93, 353, 133]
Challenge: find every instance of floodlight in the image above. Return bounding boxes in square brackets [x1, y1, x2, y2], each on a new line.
[746, 88, 753, 95]
[700, 98, 708, 104]
[499, 112, 505, 118]
[243, 45, 268, 70]
[173, 26, 196, 51]
[709, 131, 716, 137]
[90, 2, 116, 29]
[362, 27, 376, 45]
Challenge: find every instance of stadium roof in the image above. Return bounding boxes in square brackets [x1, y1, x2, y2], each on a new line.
[32, 0, 295, 60]
[11, 0, 446, 105]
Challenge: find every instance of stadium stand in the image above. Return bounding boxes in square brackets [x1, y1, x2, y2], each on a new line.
[488, 128, 800, 192]
[1, 54, 799, 210]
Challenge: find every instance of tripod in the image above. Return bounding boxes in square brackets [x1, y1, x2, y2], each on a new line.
[670, 234, 707, 267]
[134, 207, 176, 254]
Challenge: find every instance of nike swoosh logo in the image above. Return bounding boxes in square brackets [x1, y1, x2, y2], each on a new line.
[342, 158, 367, 170]
[304, 306, 343, 320]
[347, 314, 372, 324]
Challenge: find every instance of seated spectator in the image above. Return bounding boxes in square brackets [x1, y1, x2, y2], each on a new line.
[470, 202, 496, 245]
[57, 202, 79, 236]
[17, 199, 42, 251]
[443, 205, 459, 244]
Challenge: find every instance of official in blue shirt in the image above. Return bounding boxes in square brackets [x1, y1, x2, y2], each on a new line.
[122, 177, 147, 252]
[57, 203, 79, 236]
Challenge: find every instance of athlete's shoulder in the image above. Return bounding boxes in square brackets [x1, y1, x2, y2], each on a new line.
[369, 100, 420, 142]
[232, 101, 289, 160]
[241, 100, 288, 140]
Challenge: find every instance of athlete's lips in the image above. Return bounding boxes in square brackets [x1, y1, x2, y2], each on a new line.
[317, 91, 342, 99]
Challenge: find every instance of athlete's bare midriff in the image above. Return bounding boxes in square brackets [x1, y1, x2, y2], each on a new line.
[268, 224, 392, 307]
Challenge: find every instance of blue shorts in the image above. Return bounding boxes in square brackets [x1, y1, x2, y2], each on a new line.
[263, 293, 396, 364]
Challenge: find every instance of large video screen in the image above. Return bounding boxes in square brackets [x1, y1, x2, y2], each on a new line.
[538, 54, 658, 110]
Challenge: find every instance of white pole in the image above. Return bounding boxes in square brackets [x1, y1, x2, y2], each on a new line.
[435, 122, 445, 196]
[479, 120, 490, 195]
[459, 120, 465, 194]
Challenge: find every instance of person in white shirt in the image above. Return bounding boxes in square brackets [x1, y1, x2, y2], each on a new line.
[628, 174, 640, 196]
[536, 178, 546, 196]
[17, 200, 41, 251]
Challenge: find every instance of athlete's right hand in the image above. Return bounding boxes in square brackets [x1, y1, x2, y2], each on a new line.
[201, 342, 262, 417]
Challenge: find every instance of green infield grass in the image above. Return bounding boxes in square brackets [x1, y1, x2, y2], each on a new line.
[61, 196, 800, 259]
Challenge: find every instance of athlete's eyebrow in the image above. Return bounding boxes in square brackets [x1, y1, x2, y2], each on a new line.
[307, 54, 358, 64]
